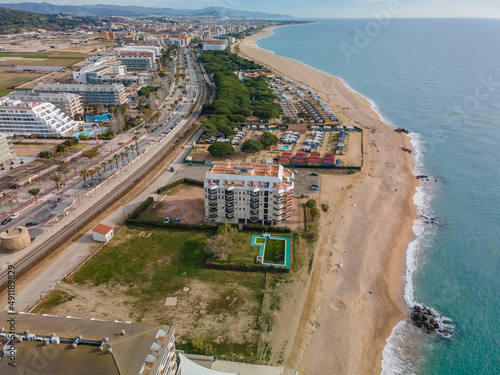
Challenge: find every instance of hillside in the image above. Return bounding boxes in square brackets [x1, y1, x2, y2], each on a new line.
[0, 7, 97, 34]
[0, 3, 294, 20]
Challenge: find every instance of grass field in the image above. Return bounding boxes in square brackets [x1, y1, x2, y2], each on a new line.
[61, 227, 268, 358]
[72, 227, 266, 304]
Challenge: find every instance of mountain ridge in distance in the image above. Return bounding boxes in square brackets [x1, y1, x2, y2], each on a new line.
[0, 2, 294, 20]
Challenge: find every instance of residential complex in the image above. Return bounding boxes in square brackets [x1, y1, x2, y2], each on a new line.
[202, 39, 227, 51]
[204, 163, 294, 225]
[6, 91, 83, 118]
[73, 61, 144, 86]
[33, 83, 128, 106]
[0, 311, 179, 375]
[114, 46, 161, 71]
[0, 99, 80, 136]
[0, 133, 15, 166]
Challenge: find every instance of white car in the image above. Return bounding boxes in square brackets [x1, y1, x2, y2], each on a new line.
[10, 213, 19, 219]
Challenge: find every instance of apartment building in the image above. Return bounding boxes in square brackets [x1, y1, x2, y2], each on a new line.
[0, 133, 15, 166]
[7, 91, 83, 118]
[204, 163, 294, 225]
[116, 52, 155, 71]
[202, 39, 227, 51]
[33, 83, 127, 106]
[0, 99, 80, 136]
[0, 311, 179, 375]
[73, 62, 143, 87]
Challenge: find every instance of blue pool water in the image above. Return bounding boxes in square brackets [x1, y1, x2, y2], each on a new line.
[258, 19, 500, 374]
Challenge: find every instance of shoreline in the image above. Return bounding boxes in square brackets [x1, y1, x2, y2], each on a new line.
[238, 26, 418, 374]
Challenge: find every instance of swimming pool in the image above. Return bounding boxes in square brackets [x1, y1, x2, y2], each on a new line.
[251, 235, 291, 269]
[282, 145, 291, 150]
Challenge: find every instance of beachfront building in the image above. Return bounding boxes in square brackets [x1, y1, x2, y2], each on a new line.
[0, 99, 80, 136]
[33, 83, 128, 106]
[0, 133, 15, 166]
[202, 39, 227, 51]
[204, 162, 294, 225]
[6, 91, 83, 118]
[0, 311, 179, 375]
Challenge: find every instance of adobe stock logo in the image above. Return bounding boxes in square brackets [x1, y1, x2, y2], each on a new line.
[340, 0, 404, 63]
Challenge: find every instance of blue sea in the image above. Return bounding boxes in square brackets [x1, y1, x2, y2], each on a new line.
[257, 19, 500, 374]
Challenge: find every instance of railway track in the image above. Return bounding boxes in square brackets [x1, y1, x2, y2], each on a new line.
[0, 55, 209, 293]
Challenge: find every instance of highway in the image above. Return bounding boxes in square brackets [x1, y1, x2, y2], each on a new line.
[0, 45, 211, 295]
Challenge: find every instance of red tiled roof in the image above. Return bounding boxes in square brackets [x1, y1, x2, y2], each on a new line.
[92, 223, 113, 235]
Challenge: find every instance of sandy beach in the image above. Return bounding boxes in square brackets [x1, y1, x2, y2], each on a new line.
[238, 26, 418, 374]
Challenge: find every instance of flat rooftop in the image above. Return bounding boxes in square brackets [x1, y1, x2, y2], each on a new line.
[0, 311, 174, 375]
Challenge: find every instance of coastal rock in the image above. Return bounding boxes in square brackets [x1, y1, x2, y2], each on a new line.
[395, 128, 410, 134]
[409, 303, 454, 338]
[401, 147, 412, 154]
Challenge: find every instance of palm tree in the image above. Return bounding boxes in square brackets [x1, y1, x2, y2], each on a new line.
[124, 147, 131, 163]
[113, 154, 120, 169]
[120, 152, 125, 166]
[50, 174, 62, 190]
[80, 169, 89, 187]
[101, 161, 108, 172]
[28, 188, 40, 203]
[94, 166, 101, 179]
[83, 100, 91, 112]
[132, 136, 139, 157]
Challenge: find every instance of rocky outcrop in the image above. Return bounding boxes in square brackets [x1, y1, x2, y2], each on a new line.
[410, 304, 454, 337]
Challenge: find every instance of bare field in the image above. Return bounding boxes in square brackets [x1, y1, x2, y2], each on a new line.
[142, 184, 207, 224]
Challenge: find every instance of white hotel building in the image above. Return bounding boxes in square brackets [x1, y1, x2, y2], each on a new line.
[204, 163, 294, 225]
[0, 99, 80, 137]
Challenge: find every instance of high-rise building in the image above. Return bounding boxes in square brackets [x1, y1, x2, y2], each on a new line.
[204, 163, 294, 225]
[7, 91, 83, 118]
[0, 99, 81, 136]
[0, 133, 15, 166]
[33, 83, 127, 106]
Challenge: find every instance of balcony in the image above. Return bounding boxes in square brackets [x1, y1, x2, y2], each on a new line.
[208, 194, 217, 200]
[225, 200, 234, 207]
[250, 215, 260, 222]
[226, 207, 234, 213]
[226, 213, 235, 220]
[250, 191, 259, 197]
[225, 196, 234, 202]
[250, 197, 259, 204]
[209, 202, 217, 208]
[250, 202, 259, 209]
[250, 208, 259, 215]
[209, 213, 218, 219]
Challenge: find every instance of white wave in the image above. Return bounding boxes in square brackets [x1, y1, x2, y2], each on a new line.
[381, 320, 428, 375]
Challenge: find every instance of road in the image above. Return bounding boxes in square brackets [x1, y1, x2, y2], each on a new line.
[0, 45, 211, 296]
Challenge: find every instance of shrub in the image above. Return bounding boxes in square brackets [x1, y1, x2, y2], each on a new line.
[321, 204, 329, 213]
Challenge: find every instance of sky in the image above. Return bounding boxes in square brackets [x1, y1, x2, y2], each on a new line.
[1, 0, 500, 19]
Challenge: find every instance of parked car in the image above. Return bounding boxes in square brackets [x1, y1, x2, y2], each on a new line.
[311, 172, 319, 176]
[170, 167, 175, 172]
[25, 221, 38, 227]
[164, 217, 170, 224]
[1, 217, 13, 225]
[293, 170, 298, 174]
[310, 186, 320, 191]
[174, 218, 181, 224]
